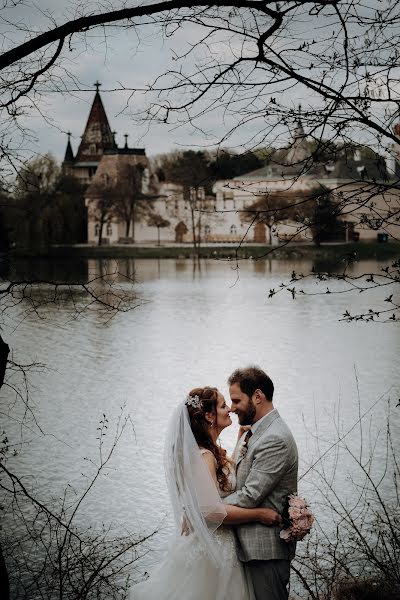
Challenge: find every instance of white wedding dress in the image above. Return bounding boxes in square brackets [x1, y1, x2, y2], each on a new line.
[130, 450, 253, 600]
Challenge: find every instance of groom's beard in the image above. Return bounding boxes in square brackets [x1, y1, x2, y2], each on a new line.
[237, 399, 256, 425]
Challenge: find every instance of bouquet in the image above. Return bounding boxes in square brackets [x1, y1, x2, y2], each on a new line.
[279, 494, 314, 542]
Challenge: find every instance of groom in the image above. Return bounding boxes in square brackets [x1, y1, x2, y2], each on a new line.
[223, 366, 298, 600]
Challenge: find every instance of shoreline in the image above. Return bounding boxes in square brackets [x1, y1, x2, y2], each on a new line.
[7, 241, 400, 261]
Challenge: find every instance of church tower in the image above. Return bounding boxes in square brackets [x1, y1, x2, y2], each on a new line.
[284, 111, 310, 166]
[62, 82, 117, 184]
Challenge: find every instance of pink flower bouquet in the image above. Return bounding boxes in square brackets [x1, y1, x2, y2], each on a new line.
[279, 494, 314, 542]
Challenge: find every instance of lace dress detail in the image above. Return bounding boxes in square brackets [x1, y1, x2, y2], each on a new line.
[131, 449, 252, 600]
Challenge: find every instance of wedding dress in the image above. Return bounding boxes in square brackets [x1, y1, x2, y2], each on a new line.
[130, 450, 253, 600]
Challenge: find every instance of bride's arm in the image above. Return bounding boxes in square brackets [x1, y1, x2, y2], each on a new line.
[202, 452, 281, 527]
[224, 504, 281, 526]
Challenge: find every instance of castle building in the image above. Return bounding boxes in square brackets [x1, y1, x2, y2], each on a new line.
[66, 87, 400, 245]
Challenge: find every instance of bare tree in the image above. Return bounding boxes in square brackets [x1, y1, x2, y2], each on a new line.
[157, 150, 212, 255]
[1, 408, 157, 599]
[1, 2, 400, 155]
[86, 178, 117, 246]
[147, 213, 170, 246]
[0, 267, 144, 597]
[243, 185, 344, 245]
[292, 394, 400, 599]
[112, 163, 155, 242]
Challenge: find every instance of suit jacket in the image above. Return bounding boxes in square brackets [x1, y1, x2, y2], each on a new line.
[223, 410, 298, 562]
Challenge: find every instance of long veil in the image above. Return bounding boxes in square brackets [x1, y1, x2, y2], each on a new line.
[164, 400, 227, 566]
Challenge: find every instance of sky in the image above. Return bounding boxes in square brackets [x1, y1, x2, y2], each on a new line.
[10, 19, 203, 160]
[1, 0, 229, 161]
[2, 0, 399, 163]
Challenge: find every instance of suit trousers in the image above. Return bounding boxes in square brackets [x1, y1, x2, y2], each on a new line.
[245, 559, 290, 600]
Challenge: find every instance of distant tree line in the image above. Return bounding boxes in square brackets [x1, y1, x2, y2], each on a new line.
[1, 153, 87, 252]
[154, 148, 264, 194]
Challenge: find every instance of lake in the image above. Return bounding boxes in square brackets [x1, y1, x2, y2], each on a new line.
[2, 255, 400, 587]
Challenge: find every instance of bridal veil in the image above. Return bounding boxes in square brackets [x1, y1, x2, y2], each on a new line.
[164, 400, 227, 566]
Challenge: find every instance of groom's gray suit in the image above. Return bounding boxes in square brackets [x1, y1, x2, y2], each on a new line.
[223, 409, 298, 600]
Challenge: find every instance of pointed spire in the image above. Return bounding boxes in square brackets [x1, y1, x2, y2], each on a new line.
[76, 83, 117, 161]
[124, 133, 129, 149]
[294, 104, 305, 140]
[283, 107, 309, 165]
[64, 131, 74, 163]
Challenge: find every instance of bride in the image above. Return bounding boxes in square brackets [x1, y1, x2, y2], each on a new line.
[131, 386, 281, 600]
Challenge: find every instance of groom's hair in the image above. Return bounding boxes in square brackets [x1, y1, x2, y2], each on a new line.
[228, 366, 274, 401]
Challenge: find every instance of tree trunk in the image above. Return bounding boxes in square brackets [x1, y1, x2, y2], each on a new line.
[0, 340, 10, 599]
[132, 203, 136, 244]
[0, 335, 9, 388]
[125, 219, 130, 237]
[268, 224, 273, 245]
[0, 543, 10, 600]
[189, 203, 198, 257]
[157, 226, 160, 247]
[97, 216, 105, 246]
[197, 190, 202, 251]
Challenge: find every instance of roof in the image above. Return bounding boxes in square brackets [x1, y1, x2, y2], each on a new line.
[64, 137, 74, 162]
[75, 90, 117, 162]
[237, 153, 389, 183]
[104, 148, 146, 156]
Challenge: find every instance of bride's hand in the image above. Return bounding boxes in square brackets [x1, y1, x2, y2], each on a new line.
[181, 515, 192, 536]
[257, 508, 282, 526]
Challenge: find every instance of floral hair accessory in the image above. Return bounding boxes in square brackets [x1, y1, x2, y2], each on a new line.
[185, 394, 203, 409]
[279, 494, 314, 542]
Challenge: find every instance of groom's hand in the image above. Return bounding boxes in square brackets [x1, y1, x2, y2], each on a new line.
[257, 508, 282, 526]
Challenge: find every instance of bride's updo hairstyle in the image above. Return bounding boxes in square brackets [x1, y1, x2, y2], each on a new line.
[186, 387, 230, 492]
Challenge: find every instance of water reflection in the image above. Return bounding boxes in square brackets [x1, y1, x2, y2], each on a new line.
[5, 254, 390, 285]
[2, 256, 89, 283]
[2, 256, 399, 573]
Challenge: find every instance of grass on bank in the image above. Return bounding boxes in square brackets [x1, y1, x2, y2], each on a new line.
[10, 241, 400, 261]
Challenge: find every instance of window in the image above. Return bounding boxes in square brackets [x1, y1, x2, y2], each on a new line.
[106, 223, 113, 236]
[230, 225, 237, 235]
[189, 187, 196, 202]
[94, 223, 100, 236]
[141, 168, 150, 193]
[89, 144, 96, 155]
[205, 225, 211, 235]
[223, 191, 233, 210]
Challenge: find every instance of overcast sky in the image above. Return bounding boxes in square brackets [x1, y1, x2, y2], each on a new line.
[14, 23, 205, 160]
[1, 0, 231, 161]
[2, 0, 399, 163]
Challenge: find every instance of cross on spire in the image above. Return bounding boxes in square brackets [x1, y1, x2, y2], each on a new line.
[94, 81, 101, 92]
[67, 131, 71, 140]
